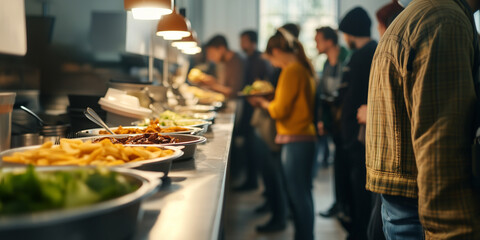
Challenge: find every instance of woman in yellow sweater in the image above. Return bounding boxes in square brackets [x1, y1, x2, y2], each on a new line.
[249, 28, 316, 240]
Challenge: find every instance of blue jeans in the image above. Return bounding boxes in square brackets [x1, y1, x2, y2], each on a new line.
[313, 135, 330, 178]
[253, 131, 287, 224]
[281, 141, 315, 240]
[381, 194, 424, 240]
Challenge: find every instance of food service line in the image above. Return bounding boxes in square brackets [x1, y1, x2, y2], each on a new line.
[134, 101, 236, 240]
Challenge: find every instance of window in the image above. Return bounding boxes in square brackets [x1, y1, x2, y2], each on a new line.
[259, 0, 338, 73]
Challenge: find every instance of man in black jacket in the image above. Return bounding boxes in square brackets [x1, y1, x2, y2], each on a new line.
[338, 7, 377, 240]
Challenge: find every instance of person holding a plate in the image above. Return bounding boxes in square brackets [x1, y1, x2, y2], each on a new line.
[199, 35, 245, 98]
[248, 27, 316, 240]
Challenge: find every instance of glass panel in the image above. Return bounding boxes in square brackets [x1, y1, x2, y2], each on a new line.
[259, 0, 337, 74]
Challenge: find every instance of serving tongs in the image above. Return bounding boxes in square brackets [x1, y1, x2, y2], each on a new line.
[84, 107, 115, 135]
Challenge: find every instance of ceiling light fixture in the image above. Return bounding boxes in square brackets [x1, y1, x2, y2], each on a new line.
[156, 7, 191, 40]
[124, 0, 173, 20]
[172, 31, 198, 50]
[182, 46, 201, 55]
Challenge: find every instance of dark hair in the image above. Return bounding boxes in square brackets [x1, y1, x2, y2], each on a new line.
[265, 30, 314, 77]
[240, 30, 258, 44]
[280, 23, 300, 38]
[376, 0, 403, 28]
[205, 35, 229, 49]
[315, 27, 338, 45]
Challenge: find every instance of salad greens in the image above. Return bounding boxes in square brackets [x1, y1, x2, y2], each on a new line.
[0, 166, 138, 215]
[158, 110, 193, 120]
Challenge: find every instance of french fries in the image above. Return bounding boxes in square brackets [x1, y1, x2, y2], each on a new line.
[2, 139, 175, 166]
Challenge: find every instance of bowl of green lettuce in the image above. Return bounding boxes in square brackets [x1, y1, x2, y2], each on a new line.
[0, 166, 161, 240]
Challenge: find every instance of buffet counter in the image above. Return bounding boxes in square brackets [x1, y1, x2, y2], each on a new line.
[134, 101, 236, 240]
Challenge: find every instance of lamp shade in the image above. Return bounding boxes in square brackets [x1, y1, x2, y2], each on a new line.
[182, 46, 201, 55]
[156, 8, 191, 40]
[172, 31, 198, 50]
[124, 0, 173, 20]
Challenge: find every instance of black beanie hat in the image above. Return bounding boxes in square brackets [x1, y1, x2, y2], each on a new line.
[339, 7, 371, 37]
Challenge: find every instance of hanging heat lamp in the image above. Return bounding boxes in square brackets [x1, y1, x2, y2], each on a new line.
[156, 7, 191, 40]
[171, 31, 198, 50]
[124, 0, 173, 20]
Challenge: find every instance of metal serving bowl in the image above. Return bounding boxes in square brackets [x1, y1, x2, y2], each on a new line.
[0, 166, 162, 240]
[174, 104, 216, 113]
[131, 119, 213, 135]
[77, 134, 207, 161]
[155, 120, 212, 134]
[188, 111, 217, 122]
[0, 144, 184, 171]
[150, 133, 207, 160]
[76, 125, 204, 137]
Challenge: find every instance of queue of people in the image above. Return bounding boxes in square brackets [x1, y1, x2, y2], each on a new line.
[193, 0, 480, 239]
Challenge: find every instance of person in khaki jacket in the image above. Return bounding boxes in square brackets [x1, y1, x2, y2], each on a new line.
[366, 0, 480, 239]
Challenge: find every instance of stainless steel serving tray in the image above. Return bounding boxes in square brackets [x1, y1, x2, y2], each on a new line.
[0, 166, 162, 240]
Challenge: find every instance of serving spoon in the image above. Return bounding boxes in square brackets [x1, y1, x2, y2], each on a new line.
[20, 105, 45, 126]
[83, 107, 115, 135]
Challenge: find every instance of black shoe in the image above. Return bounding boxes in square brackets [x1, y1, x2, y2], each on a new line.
[254, 202, 270, 214]
[256, 222, 286, 233]
[318, 204, 339, 218]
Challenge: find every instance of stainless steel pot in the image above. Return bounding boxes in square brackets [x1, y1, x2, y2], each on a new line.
[10, 124, 69, 148]
[41, 124, 69, 137]
[11, 133, 42, 148]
